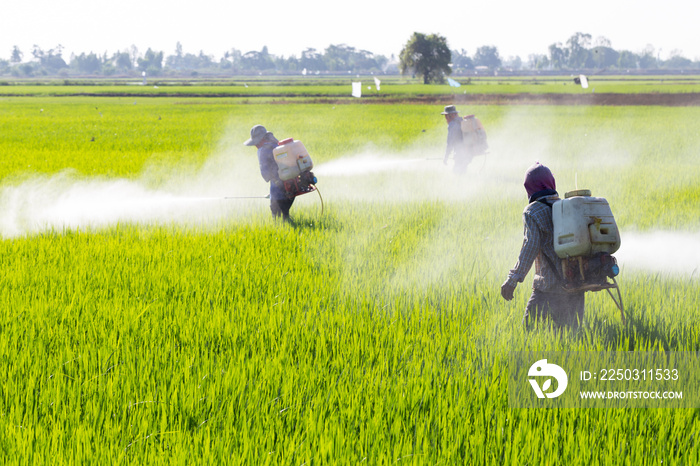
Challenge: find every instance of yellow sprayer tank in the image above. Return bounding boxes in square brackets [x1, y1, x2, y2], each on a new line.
[552, 189, 621, 258]
[272, 138, 314, 181]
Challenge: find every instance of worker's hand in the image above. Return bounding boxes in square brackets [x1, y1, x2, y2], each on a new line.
[500, 280, 516, 301]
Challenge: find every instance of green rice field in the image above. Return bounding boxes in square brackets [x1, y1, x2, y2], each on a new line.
[0, 80, 699, 464]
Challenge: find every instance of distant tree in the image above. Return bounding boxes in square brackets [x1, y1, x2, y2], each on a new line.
[166, 45, 214, 72]
[637, 54, 657, 69]
[590, 46, 619, 69]
[240, 46, 275, 72]
[129, 46, 140, 68]
[320, 44, 385, 73]
[473, 45, 502, 69]
[112, 51, 133, 72]
[300, 48, 325, 71]
[221, 48, 243, 73]
[324, 44, 353, 71]
[137, 48, 164, 75]
[31, 45, 68, 72]
[503, 55, 522, 70]
[11, 46, 23, 63]
[399, 32, 451, 84]
[71, 52, 102, 74]
[548, 43, 567, 69]
[617, 50, 638, 69]
[527, 53, 549, 70]
[355, 50, 387, 73]
[450, 49, 474, 72]
[638, 45, 657, 69]
[18, 63, 36, 76]
[665, 50, 692, 69]
[566, 32, 592, 68]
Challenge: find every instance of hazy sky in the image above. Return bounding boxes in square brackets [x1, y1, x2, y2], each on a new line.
[2, 0, 698, 62]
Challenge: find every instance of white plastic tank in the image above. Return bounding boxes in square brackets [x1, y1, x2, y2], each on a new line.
[552, 189, 621, 258]
[272, 138, 314, 181]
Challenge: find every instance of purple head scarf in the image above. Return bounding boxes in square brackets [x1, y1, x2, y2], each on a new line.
[524, 163, 556, 201]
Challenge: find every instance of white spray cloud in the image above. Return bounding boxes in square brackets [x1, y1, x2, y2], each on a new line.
[0, 149, 267, 238]
[616, 230, 700, 278]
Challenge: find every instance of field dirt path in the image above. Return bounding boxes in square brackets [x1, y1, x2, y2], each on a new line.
[265, 93, 700, 106]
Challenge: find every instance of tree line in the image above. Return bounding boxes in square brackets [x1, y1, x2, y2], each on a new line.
[1, 32, 698, 79]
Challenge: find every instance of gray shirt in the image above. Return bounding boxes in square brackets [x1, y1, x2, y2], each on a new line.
[445, 117, 468, 161]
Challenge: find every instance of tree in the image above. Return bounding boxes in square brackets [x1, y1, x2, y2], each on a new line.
[590, 46, 619, 69]
[112, 51, 133, 72]
[638, 45, 657, 69]
[137, 48, 164, 75]
[11, 46, 23, 64]
[527, 53, 549, 70]
[503, 55, 522, 70]
[473, 45, 502, 69]
[221, 48, 243, 73]
[300, 48, 325, 72]
[566, 32, 592, 68]
[548, 43, 567, 69]
[71, 52, 102, 74]
[399, 32, 451, 84]
[451, 49, 474, 72]
[665, 50, 692, 69]
[31, 45, 68, 72]
[617, 50, 638, 69]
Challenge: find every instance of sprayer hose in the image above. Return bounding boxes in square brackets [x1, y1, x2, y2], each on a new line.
[314, 184, 324, 216]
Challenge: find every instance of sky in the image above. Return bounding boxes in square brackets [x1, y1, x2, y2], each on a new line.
[2, 0, 699, 63]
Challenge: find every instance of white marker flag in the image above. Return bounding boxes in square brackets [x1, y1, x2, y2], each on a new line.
[579, 74, 589, 89]
[374, 77, 381, 90]
[352, 82, 362, 98]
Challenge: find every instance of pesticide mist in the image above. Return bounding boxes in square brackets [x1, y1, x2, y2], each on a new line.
[616, 231, 700, 278]
[0, 151, 265, 238]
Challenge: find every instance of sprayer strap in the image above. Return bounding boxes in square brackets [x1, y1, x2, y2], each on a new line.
[536, 197, 569, 290]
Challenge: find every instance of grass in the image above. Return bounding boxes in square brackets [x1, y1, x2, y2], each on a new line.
[1, 74, 700, 97]
[0, 88, 699, 463]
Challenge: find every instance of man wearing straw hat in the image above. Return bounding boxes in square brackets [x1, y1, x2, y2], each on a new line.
[244, 124, 294, 221]
[441, 105, 471, 174]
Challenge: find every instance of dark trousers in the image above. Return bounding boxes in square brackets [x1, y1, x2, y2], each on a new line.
[453, 155, 473, 174]
[270, 197, 294, 220]
[523, 289, 585, 330]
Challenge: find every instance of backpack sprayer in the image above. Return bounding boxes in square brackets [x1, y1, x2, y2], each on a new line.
[272, 138, 317, 196]
[272, 138, 323, 211]
[551, 189, 625, 324]
[460, 114, 489, 157]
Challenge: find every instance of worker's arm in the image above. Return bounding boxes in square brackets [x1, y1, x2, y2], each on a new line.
[258, 149, 280, 183]
[501, 211, 541, 299]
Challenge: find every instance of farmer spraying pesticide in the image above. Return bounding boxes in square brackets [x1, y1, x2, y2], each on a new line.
[244, 124, 318, 222]
[501, 163, 585, 330]
[501, 162, 624, 330]
[441, 105, 488, 174]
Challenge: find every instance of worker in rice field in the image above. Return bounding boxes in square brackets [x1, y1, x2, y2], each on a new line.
[244, 124, 294, 222]
[500, 162, 585, 330]
[442, 105, 471, 174]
